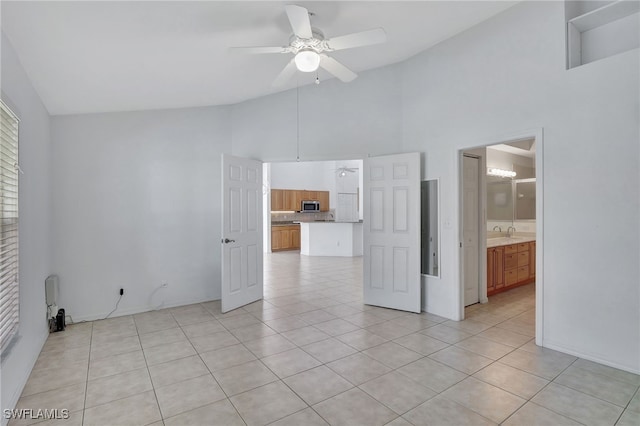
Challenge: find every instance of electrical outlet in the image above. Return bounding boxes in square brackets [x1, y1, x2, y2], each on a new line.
[119, 288, 124, 296]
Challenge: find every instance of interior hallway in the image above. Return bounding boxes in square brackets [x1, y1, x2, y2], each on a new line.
[11, 253, 640, 425]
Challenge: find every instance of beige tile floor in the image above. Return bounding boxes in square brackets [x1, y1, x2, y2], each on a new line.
[13, 252, 640, 426]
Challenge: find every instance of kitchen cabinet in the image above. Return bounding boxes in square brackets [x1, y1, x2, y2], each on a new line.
[271, 189, 285, 211]
[271, 224, 300, 251]
[270, 188, 330, 212]
[487, 240, 535, 296]
[290, 227, 300, 249]
[317, 191, 330, 212]
[284, 190, 300, 211]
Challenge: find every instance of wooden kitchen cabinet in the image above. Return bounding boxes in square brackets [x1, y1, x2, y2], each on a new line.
[271, 188, 330, 212]
[271, 189, 285, 211]
[487, 240, 535, 296]
[303, 190, 318, 201]
[295, 190, 306, 211]
[271, 224, 300, 252]
[317, 191, 330, 211]
[290, 228, 300, 249]
[271, 228, 281, 249]
[284, 190, 298, 211]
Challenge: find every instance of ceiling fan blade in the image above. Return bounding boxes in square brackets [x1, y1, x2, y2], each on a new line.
[272, 59, 298, 87]
[319, 55, 357, 83]
[326, 28, 387, 51]
[285, 5, 313, 39]
[230, 46, 288, 54]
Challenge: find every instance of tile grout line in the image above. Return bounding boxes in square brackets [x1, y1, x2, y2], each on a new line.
[188, 302, 248, 426]
[79, 321, 94, 426]
[133, 313, 164, 425]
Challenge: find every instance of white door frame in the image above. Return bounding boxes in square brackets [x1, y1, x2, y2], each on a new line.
[461, 153, 481, 307]
[457, 128, 544, 346]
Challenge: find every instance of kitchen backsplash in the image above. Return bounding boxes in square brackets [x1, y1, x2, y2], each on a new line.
[272, 210, 336, 223]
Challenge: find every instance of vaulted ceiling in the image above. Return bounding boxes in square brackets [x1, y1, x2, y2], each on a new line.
[1, 1, 517, 115]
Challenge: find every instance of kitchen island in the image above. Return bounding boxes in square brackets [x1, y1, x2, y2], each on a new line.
[300, 221, 363, 257]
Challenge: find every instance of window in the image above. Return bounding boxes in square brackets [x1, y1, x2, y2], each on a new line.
[0, 100, 19, 353]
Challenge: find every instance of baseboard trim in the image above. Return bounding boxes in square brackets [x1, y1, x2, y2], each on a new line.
[67, 297, 221, 323]
[543, 339, 640, 375]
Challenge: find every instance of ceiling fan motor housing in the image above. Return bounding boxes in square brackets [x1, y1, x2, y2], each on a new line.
[288, 29, 328, 54]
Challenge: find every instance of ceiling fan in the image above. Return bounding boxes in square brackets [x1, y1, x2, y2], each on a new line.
[336, 166, 358, 177]
[231, 4, 387, 87]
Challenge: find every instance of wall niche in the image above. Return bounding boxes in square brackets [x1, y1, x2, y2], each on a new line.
[566, 0, 639, 69]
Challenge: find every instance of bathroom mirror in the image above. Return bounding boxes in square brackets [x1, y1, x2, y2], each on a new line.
[487, 177, 513, 221]
[421, 179, 439, 277]
[515, 179, 536, 220]
[487, 177, 536, 222]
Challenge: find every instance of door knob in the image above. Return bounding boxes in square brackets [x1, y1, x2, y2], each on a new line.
[223, 238, 235, 244]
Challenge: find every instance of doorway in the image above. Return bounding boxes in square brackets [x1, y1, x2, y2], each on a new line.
[262, 159, 364, 255]
[458, 130, 543, 346]
[260, 153, 424, 315]
[462, 154, 480, 307]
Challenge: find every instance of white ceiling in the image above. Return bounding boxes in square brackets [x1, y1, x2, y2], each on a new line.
[491, 138, 536, 159]
[1, 1, 517, 115]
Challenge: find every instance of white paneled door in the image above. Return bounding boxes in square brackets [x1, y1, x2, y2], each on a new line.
[221, 154, 263, 313]
[363, 152, 421, 313]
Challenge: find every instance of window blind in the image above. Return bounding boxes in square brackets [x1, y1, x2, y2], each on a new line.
[0, 100, 19, 353]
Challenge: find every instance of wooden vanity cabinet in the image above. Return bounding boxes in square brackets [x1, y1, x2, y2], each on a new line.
[529, 241, 536, 278]
[487, 246, 504, 293]
[503, 244, 518, 286]
[487, 241, 535, 296]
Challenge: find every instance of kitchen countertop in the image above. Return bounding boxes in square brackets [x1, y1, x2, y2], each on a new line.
[272, 220, 363, 226]
[487, 236, 536, 248]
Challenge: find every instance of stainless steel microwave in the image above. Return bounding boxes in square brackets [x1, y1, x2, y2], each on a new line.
[301, 200, 320, 212]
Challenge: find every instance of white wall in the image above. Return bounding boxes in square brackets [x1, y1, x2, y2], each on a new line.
[269, 159, 362, 213]
[50, 107, 231, 321]
[231, 64, 403, 162]
[0, 34, 52, 419]
[270, 160, 336, 195]
[401, 1, 639, 372]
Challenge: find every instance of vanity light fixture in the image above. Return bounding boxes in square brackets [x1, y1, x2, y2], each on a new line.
[487, 168, 516, 178]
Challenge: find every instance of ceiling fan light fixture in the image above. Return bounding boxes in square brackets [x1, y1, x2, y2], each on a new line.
[294, 50, 320, 72]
